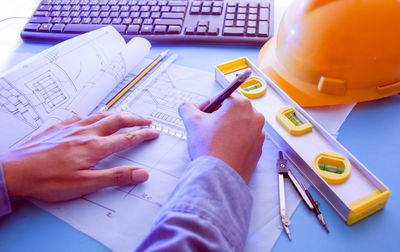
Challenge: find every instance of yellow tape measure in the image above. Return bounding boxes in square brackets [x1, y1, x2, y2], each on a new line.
[238, 76, 267, 99]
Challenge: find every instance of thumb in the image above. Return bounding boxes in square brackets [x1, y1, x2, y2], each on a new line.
[84, 166, 149, 191]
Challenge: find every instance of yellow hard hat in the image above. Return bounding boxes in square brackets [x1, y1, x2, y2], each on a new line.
[258, 0, 400, 106]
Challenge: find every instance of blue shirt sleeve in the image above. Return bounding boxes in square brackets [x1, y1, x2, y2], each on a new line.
[0, 159, 12, 216]
[136, 156, 253, 251]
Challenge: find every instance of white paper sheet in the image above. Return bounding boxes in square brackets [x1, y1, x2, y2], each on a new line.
[31, 60, 354, 252]
[0, 26, 150, 152]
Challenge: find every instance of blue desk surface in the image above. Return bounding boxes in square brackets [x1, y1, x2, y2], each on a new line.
[0, 44, 399, 252]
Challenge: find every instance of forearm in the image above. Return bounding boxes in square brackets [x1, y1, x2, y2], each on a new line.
[0, 159, 12, 217]
[136, 156, 253, 251]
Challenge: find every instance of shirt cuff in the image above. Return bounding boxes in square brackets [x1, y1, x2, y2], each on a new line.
[0, 158, 12, 216]
[157, 156, 253, 250]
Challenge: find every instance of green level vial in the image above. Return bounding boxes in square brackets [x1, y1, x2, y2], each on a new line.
[286, 112, 302, 126]
[319, 163, 344, 174]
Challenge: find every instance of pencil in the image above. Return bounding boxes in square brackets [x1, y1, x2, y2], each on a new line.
[99, 49, 169, 112]
[202, 70, 252, 113]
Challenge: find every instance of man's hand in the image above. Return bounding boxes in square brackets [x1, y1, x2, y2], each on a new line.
[1, 112, 160, 201]
[179, 94, 265, 184]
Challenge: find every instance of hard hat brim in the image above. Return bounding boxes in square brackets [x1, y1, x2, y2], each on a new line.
[258, 37, 400, 107]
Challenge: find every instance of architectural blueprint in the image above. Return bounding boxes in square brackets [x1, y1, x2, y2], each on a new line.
[31, 59, 355, 252]
[0, 26, 150, 152]
[0, 26, 356, 252]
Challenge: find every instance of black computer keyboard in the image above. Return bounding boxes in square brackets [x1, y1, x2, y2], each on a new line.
[21, 0, 273, 46]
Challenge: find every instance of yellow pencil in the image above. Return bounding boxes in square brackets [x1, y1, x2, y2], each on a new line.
[99, 49, 169, 112]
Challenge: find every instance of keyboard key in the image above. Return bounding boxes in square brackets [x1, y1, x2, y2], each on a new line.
[71, 17, 81, 23]
[258, 21, 269, 36]
[246, 27, 256, 36]
[211, 7, 222, 15]
[24, 23, 40, 31]
[141, 12, 150, 18]
[29, 16, 51, 23]
[223, 27, 244, 36]
[122, 18, 132, 24]
[51, 24, 65, 32]
[121, 6, 130, 11]
[130, 12, 140, 18]
[208, 27, 219, 35]
[248, 14, 257, 20]
[141, 6, 150, 12]
[237, 14, 246, 20]
[224, 20, 234, 26]
[192, 1, 201, 7]
[39, 23, 52, 32]
[161, 6, 170, 12]
[248, 20, 256, 27]
[196, 26, 207, 35]
[126, 24, 140, 34]
[90, 11, 99, 18]
[109, 11, 118, 18]
[140, 25, 153, 34]
[102, 17, 112, 24]
[151, 6, 160, 12]
[64, 24, 126, 33]
[167, 25, 181, 34]
[201, 7, 211, 14]
[190, 6, 200, 14]
[112, 18, 122, 24]
[62, 17, 72, 23]
[120, 12, 129, 18]
[132, 18, 143, 25]
[161, 12, 184, 19]
[202, 2, 212, 7]
[154, 25, 167, 33]
[227, 7, 236, 13]
[172, 6, 185, 12]
[169, 1, 188, 7]
[226, 13, 235, 19]
[259, 8, 269, 20]
[38, 5, 52, 11]
[249, 7, 258, 14]
[154, 18, 183, 26]
[185, 26, 195, 35]
[34, 11, 49, 17]
[236, 20, 245, 27]
[238, 7, 246, 14]
[143, 18, 153, 25]
[92, 17, 102, 24]
[151, 12, 161, 18]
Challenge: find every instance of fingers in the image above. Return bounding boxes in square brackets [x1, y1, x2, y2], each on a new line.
[78, 166, 149, 193]
[77, 111, 116, 126]
[87, 112, 153, 136]
[95, 128, 160, 159]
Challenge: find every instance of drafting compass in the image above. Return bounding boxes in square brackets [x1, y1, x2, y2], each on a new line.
[277, 151, 329, 240]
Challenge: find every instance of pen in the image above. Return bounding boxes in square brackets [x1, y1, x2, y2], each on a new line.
[202, 70, 252, 113]
[99, 49, 169, 112]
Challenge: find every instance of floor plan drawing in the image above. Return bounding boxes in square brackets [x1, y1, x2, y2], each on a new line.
[0, 27, 150, 152]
